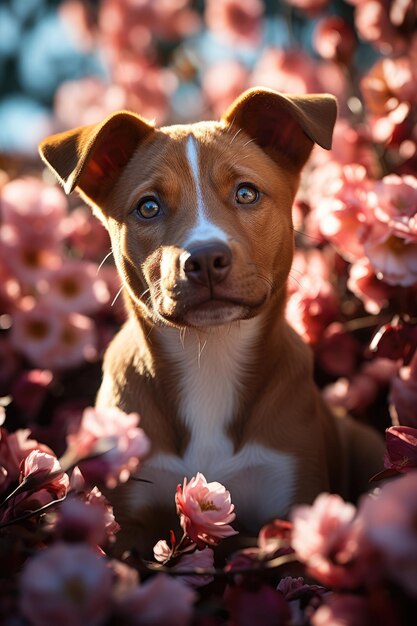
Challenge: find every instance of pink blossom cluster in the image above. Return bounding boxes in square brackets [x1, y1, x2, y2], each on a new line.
[290, 469, 417, 624]
[0, 177, 118, 373]
[0, 173, 125, 451]
[1, 0, 417, 623]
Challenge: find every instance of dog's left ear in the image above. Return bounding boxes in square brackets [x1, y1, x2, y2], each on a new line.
[38, 111, 155, 207]
[222, 87, 337, 168]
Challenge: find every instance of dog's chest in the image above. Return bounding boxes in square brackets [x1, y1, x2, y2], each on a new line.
[159, 321, 259, 470]
[133, 321, 297, 529]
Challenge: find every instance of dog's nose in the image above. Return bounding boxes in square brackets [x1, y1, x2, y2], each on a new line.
[183, 243, 232, 286]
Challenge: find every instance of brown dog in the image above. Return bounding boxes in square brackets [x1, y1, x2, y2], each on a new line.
[39, 88, 384, 554]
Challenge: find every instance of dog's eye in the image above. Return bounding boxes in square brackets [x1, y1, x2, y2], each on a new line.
[235, 184, 259, 205]
[135, 197, 161, 219]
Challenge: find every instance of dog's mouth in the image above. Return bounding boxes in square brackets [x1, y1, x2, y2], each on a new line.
[159, 294, 269, 328]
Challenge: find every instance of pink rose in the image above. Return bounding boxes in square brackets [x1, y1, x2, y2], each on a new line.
[175, 473, 238, 548]
[291, 493, 371, 589]
[20, 543, 113, 626]
[66, 406, 150, 488]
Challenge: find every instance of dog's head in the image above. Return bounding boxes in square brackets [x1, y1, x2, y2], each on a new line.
[39, 88, 336, 329]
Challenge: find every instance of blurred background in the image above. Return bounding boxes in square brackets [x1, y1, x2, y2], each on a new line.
[0, 0, 374, 154]
[1, 0, 417, 451]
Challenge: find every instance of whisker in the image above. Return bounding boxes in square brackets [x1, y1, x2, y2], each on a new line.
[97, 250, 113, 274]
[111, 285, 124, 307]
[242, 138, 257, 148]
[291, 227, 323, 244]
[288, 272, 302, 289]
[140, 287, 151, 299]
[229, 128, 243, 146]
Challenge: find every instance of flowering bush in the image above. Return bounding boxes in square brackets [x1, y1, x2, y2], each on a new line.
[1, 0, 417, 623]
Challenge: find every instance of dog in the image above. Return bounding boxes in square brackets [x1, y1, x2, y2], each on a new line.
[39, 87, 384, 555]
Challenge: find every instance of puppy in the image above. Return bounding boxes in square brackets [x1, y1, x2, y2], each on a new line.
[39, 87, 384, 555]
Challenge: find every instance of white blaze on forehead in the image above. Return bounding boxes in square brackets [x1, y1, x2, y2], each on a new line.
[183, 134, 228, 247]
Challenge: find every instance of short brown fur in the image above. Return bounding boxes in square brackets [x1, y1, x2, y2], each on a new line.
[39, 88, 384, 555]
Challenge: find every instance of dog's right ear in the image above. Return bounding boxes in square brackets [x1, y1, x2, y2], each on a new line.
[38, 112, 154, 206]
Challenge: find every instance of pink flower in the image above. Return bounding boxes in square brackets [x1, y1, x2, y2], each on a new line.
[116, 574, 196, 626]
[175, 473, 238, 548]
[66, 406, 150, 488]
[54, 77, 125, 128]
[0, 428, 52, 494]
[64, 205, 111, 261]
[364, 233, 417, 287]
[42, 260, 110, 314]
[0, 225, 62, 286]
[362, 57, 417, 118]
[347, 258, 393, 314]
[56, 497, 110, 546]
[98, 0, 199, 64]
[286, 250, 339, 345]
[329, 121, 376, 174]
[313, 16, 356, 65]
[352, 0, 416, 54]
[202, 60, 249, 118]
[19, 543, 113, 626]
[112, 58, 177, 125]
[383, 426, 417, 473]
[316, 324, 360, 377]
[172, 547, 215, 588]
[312, 594, 371, 626]
[2, 450, 68, 524]
[204, 0, 264, 48]
[359, 472, 417, 596]
[284, 0, 330, 15]
[11, 304, 97, 370]
[323, 374, 379, 413]
[291, 493, 370, 589]
[361, 175, 417, 286]
[324, 357, 400, 415]
[307, 163, 371, 263]
[389, 355, 417, 426]
[0, 177, 67, 247]
[251, 48, 321, 94]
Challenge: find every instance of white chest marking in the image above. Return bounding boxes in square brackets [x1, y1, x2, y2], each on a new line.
[133, 445, 296, 532]
[159, 319, 260, 471]
[183, 135, 228, 247]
